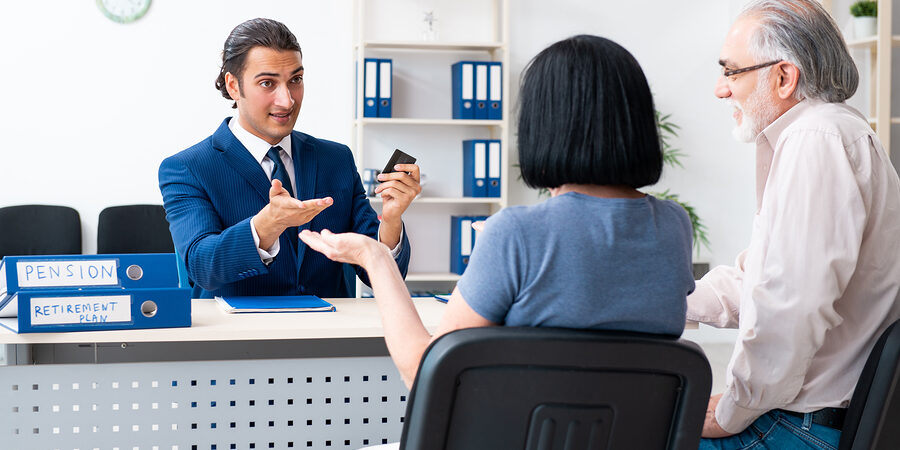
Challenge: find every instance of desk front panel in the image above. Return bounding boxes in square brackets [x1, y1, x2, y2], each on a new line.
[0, 354, 408, 449]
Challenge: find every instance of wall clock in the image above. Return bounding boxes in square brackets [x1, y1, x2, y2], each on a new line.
[96, 0, 151, 24]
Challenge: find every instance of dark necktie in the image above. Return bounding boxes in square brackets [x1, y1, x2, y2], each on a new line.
[266, 146, 294, 198]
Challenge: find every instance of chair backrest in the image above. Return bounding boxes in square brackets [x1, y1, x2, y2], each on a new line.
[400, 327, 712, 450]
[97, 204, 175, 254]
[0, 204, 82, 258]
[839, 318, 900, 450]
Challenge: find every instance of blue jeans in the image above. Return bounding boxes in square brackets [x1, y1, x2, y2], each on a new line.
[699, 410, 842, 450]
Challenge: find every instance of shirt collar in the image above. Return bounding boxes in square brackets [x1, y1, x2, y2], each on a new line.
[756, 98, 816, 148]
[228, 116, 292, 163]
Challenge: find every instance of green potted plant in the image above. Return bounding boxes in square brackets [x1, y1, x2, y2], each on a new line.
[647, 112, 710, 278]
[850, 1, 877, 39]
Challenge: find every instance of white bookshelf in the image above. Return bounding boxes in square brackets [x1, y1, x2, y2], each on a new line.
[351, 0, 511, 297]
[832, 0, 895, 153]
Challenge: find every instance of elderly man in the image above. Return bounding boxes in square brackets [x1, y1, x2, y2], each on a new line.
[692, 0, 900, 448]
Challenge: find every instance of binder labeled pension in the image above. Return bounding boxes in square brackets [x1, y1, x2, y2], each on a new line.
[1, 253, 179, 301]
[0, 254, 190, 333]
[450, 215, 488, 275]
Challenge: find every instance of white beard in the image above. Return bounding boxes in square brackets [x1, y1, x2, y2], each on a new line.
[730, 74, 780, 143]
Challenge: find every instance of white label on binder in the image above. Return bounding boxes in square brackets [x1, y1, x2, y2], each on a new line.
[365, 60, 377, 97]
[490, 64, 501, 100]
[488, 141, 501, 178]
[475, 64, 488, 101]
[30, 295, 131, 325]
[17, 260, 118, 288]
[461, 220, 473, 256]
[474, 142, 486, 178]
[462, 63, 473, 100]
[379, 61, 391, 97]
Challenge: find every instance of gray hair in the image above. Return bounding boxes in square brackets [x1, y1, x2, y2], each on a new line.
[741, 0, 858, 103]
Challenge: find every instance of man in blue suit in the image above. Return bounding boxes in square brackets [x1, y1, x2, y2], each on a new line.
[158, 18, 418, 299]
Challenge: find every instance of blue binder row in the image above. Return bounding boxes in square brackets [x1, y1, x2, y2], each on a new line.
[452, 61, 502, 120]
[363, 58, 393, 118]
[450, 215, 488, 275]
[463, 139, 501, 198]
[0, 254, 191, 333]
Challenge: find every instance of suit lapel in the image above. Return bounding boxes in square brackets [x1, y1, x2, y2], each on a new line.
[212, 119, 271, 203]
[292, 132, 318, 269]
[293, 132, 318, 205]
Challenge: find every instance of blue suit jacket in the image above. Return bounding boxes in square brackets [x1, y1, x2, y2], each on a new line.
[158, 118, 410, 298]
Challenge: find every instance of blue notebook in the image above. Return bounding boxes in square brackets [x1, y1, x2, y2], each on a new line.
[215, 296, 335, 313]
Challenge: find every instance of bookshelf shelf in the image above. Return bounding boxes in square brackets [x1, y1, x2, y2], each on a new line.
[368, 197, 503, 205]
[360, 40, 504, 52]
[356, 118, 504, 127]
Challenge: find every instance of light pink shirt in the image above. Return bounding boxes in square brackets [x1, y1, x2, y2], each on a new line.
[688, 100, 900, 433]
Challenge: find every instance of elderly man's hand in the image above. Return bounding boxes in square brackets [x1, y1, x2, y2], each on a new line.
[702, 394, 735, 438]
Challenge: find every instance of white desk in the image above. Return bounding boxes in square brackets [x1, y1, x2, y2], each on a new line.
[0, 298, 446, 450]
[0, 297, 446, 344]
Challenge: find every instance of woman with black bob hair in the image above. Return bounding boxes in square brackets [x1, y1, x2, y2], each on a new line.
[518, 34, 663, 189]
[299, 35, 695, 389]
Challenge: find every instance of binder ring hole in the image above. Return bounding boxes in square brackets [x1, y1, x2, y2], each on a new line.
[126, 265, 143, 281]
[140, 301, 158, 318]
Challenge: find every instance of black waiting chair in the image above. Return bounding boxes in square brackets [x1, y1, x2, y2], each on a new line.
[0, 204, 82, 258]
[399, 327, 712, 450]
[839, 318, 900, 450]
[97, 204, 175, 254]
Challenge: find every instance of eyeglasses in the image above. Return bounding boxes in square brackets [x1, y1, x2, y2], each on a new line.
[721, 59, 782, 78]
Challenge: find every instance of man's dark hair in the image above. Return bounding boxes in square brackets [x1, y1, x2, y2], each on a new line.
[517, 35, 662, 189]
[215, 18, 302, 108]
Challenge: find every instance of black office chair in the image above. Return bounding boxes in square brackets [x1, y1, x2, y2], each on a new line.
[0, 204, 82, 258]
[838, 318, 900, 450]
[97, 204, 175, 254]
[399, 327, 712, 450]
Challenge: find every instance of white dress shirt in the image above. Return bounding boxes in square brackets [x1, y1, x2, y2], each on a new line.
[688, 100, 900, 433]
[227, 117, 402, 264]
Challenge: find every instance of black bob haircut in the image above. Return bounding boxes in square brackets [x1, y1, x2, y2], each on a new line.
[517, 35, 662, 189]
[215, 18, 302, 108]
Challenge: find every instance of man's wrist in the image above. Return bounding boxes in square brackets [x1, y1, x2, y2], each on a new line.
[254, 205, 285, 245]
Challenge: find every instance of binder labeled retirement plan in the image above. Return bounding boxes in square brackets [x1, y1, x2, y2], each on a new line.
[215, 295, 335, 313]
[0, 286, 191, 333]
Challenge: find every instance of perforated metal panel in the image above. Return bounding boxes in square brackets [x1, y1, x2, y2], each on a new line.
[0, 356, 408, 450]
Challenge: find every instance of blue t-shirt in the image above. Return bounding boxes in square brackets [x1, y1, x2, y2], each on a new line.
[456, 192, 694, 336]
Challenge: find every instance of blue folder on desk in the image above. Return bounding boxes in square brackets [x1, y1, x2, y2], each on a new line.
[0, 286, 191, 333]
[215, 296, 336, 313]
